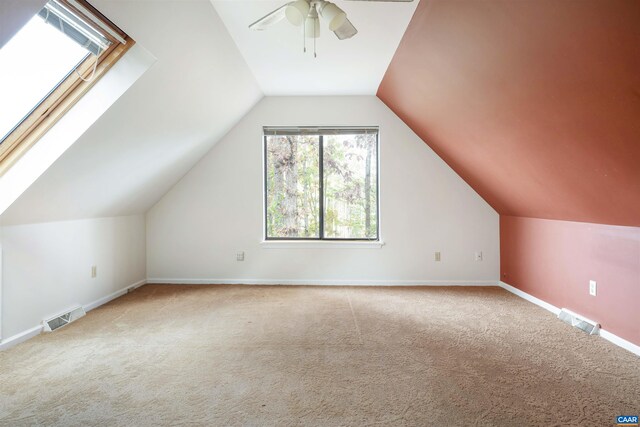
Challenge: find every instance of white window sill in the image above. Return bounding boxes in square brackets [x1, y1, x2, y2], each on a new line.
[260, 240, 385, 249]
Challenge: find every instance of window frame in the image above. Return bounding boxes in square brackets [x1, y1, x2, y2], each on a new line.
[263, 126, 380, 242]
[0, 0, 134, 174]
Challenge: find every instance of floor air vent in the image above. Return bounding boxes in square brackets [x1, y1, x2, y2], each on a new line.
[558, 308, 600, 335]
[43, 307, 86, 332]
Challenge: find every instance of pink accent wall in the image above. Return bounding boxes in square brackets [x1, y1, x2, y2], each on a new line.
[377, 0, 640, 226]
[376, 0, 640, 346]
[500, 216, 640, 345]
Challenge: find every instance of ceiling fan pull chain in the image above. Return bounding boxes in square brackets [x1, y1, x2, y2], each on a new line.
[303, 22, 306, 53]
[314, 21, 317, 58]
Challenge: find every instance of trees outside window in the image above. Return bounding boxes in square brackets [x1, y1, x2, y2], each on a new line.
[265, 128, 378, 240]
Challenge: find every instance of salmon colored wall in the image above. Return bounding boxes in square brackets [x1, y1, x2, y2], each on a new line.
[500, 216, 640, 345]
[378, 0, 640, 347]
[378, 0, 640, 227]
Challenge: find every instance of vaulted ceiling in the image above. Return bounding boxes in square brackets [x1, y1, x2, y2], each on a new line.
[1, 0, 262, 225]
[2, 0, 638, 229]
[2, 0, 420, 225]
[211, 0, 418, 95]
[378, 0, 640, 227]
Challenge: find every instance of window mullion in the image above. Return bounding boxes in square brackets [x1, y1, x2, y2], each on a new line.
[263, 135, 268, 240]
[319, 134, 324, 240]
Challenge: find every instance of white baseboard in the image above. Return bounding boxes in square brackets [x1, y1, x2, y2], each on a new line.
[146, 278, 500, 287]
[600, 330, 640, 357]
[8, 278, 636, 357]
[498, 281, 561, 315]
[84, 279, 147, 312]
[0, 325, 43, 351]
[499, 281, 640, 357]
[0, 279, 147, 352]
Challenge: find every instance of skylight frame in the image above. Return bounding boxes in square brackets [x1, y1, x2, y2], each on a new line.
[0, 0, 133, 174]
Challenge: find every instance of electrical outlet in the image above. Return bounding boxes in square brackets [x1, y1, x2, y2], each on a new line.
[236, 251, 245, 262]
[475, 251, 483, 261]
[435, 251, 441, 262]
[91, 265, 97, 278]
[589, 280, 597, 296]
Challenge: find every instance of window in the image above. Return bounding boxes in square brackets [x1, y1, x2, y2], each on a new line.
[0, 0, 132, 172]
[264, 127, 379, 241]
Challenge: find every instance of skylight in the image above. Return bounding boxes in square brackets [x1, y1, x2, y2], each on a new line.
[0, 0, 131, 172]
[0, 15, 89, 142]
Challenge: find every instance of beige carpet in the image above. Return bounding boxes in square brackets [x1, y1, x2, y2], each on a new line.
[1, 285, 638, 426]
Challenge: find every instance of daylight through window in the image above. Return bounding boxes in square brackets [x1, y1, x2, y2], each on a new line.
[0, 0, 131, 171]
[264, 127, 379, 240]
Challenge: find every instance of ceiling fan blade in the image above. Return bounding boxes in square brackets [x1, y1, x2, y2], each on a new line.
[344, 0, 413, 2]
[333, 18, 357, 40]
[249, 3, 290, 30]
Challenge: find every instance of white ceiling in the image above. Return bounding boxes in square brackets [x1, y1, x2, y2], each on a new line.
[211, 0, 419, 95]
[1, 0, 262, 225]
[1, 0, 419, 225]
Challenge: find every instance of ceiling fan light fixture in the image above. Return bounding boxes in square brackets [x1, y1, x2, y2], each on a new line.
[286, 0, 311, 26]
[304, 9, 320, 38]
[318, 2, 347, 32]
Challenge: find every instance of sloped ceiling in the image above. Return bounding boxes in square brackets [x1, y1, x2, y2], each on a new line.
[211, 0, 418, 95]
[378, 0, 640, 227]
[1, 0, 262, 225]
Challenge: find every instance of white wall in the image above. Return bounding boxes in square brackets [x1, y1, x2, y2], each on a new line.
[0, 44, 155, 220]
[0, 0, 261, 346]
[1, 0, 262, 225]
[147, 96, 499, 284]
[0, 215, 145, 339]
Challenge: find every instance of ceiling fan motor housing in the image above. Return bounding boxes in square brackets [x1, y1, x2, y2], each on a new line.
[286, 0, 311, 26]
[287, 1, 347, 31]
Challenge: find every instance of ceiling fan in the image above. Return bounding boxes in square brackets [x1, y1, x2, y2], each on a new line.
[249, 0, 414, 57]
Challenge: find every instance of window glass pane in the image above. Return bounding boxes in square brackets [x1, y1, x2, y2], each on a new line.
[323, 133, 378, 239]
[0, 14, 89, 142]
[266, 135, 320, 238]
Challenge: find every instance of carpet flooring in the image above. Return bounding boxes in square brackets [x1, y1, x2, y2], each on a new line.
[0, 285, 638, 426]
